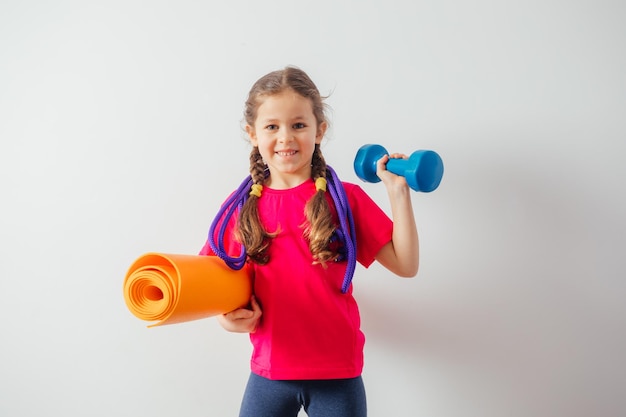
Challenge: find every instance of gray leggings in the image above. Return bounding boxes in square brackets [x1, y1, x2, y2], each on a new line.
[238, 373, 367, 417]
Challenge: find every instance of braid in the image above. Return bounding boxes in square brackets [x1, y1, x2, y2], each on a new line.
[310, 144, 327, 180]
[236, 147, 275, 264]
[304, 145, 337, 266]
[249, 147, 266, 185]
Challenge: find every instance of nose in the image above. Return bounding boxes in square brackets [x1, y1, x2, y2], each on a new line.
[278, 127, 294, 143]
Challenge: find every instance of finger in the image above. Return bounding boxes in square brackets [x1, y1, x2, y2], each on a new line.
[226, 308, 254, 320]
[250, 295, 261, 311]
[250, 296, 263, 319]
[376, 154, 389, 171]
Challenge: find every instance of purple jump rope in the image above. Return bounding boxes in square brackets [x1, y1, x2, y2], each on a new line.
[208, 166, 357, 293]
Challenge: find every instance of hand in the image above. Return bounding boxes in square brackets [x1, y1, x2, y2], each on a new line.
[376, 153, 410, 192]
[217, 295, 262, 333]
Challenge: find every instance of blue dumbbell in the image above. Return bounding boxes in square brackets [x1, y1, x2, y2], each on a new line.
[353, 144, 444, 192]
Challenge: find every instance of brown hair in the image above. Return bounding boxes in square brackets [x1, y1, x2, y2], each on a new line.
[237, 67, 337, 266]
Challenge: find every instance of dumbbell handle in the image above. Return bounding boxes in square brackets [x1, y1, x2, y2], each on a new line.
[353, 144, 444, 192]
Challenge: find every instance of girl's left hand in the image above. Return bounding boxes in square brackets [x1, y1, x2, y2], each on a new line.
[376, 153, 410, 191]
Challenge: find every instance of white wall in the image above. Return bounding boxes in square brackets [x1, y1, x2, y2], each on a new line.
[1, 1, 624, 416]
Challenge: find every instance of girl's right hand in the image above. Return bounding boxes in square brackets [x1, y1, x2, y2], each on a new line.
[217, 295, 262, 333]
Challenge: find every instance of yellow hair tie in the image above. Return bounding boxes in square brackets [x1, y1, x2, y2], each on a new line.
[249, 184, 263, 198]
[315, 177, 327, 192]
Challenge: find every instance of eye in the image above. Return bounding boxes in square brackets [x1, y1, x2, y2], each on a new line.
[293, 122, 306, 129]
[265, 124, 278, 131]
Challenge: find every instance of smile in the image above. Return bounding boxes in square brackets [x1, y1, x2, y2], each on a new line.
[276, 150, 297, 156]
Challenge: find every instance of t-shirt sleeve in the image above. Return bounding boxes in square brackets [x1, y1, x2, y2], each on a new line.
[199, 239, 217, 256]
[344, 182, 393, 268]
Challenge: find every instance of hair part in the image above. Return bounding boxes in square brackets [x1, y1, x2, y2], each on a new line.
[244, 66, 329, 130]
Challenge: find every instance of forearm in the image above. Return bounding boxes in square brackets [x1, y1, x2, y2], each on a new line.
[374, 154, 420, 277]
[384, 184, 420, 276]
[392, 184, 419, 269]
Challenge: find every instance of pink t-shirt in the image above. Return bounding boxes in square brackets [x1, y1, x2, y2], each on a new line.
[201, 179, 393, 380]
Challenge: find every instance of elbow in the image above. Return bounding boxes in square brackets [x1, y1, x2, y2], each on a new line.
[376, 243, 419, 278]
[396, 260, 419, 278]
[398, 266, 419, 278]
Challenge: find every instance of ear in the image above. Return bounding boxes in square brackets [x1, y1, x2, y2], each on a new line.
[245, 124, 258, 146]
[315, 121, 327, 144]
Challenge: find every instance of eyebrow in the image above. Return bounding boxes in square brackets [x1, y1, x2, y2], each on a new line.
[260, 116, 308, 123]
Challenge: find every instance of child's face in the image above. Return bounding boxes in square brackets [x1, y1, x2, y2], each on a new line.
[246, 89, 326, 189]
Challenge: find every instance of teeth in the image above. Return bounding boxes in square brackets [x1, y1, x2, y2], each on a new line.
[277, 151, 296, 156]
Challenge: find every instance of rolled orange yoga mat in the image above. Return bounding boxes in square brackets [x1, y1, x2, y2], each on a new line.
[123, 253, 252, 327]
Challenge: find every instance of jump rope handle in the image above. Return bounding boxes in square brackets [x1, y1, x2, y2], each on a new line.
[353, 144, 444, 192]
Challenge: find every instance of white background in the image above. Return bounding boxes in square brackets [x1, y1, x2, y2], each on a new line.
[1, 1, 624, 416]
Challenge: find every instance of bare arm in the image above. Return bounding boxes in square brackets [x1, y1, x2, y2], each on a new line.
[374, 153, 420, 277]
[216, 295, 262, 333]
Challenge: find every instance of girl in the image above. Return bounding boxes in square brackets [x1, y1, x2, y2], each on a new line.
[200, 67, 419, 417]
